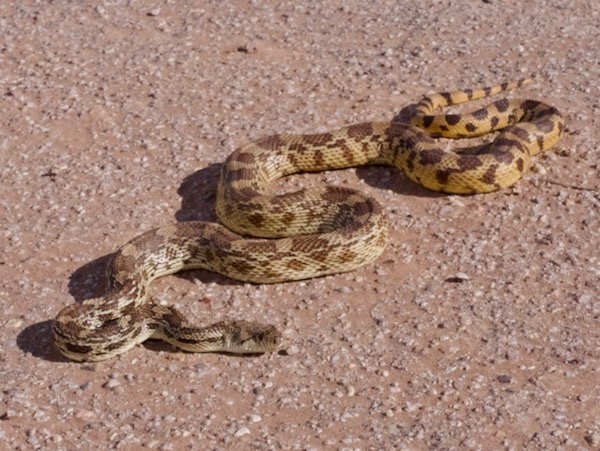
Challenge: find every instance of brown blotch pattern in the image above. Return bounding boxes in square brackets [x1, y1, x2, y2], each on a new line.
[340, 141, 355, 164]
[254, 134, 288, 150]
[445, 115, 461, 126]
[495, 99, 509, 113]
[509, 126, 531, 142]
[521, 99, 541, 110]
[290, 237, 332, 253]
[405, 150, 416, 173]
[465, 123, 478, 133]
[229, 151, 256, 165]
[336, 250, 358, 264]
[248, 213, 265, 227]
[435, 169, 451, 185]
[282, 211, 296, 226]
[536, 135, 544, 150]
[516, 158, 525, 172]
[285, 259, 307, 271]
[228, 259, 254, 276]
[440, 92, 453, 105]
[535, 119, 556, 134]
[492, 148, 516, 164]
[421, 115, 434, 128]
[302, 132, 334, 147]
[494, 138, 527, 156]
[223, 167, 256, 184]
[457, 156, 484, 171]
[418, 148, 445, 166]
[288, 142, 309, 155]
[313, 149, 324, 166]
[346, 123, 373, 140]
[320, 187, 355, 203]
[480, 164, 498, 185]
[62, 342, 94, 355]
[244, 241, 279, 254]
[472, 108, 489, 120]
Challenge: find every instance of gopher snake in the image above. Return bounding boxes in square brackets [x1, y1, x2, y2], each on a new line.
[53, 78, 564, 361]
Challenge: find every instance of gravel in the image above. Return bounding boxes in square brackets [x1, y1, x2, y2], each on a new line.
[1, 0, 599, 449]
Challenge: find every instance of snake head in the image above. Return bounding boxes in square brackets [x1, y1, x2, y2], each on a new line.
[195, 320, 283, 354]
[232, 321, 282, 354]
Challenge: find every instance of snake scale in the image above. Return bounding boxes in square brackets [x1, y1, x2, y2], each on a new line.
[53, 78, 564, 361]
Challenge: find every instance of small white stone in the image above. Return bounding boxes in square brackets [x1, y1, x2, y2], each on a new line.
[5, 318, 22, 329]
[75, 410, 95, 420]
[449, 197, 465, 207]
[234, 427, 251, 437]
[103, 378, 120, 389]
[585, 432, 600, 446]
[33, 410, 47, 422]
[284, 344, 299, 355]
[531, 163, 547, 175]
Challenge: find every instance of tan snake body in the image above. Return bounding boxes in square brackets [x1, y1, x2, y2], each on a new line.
[53, 78, 564, 361]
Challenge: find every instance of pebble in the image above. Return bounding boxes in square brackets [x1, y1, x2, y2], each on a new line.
[75, 410, 95, 420]
[103, 378, 121, 389]
[585, 432, 600, 446]
[497, 374, 512, 384]
[234, 427, 251, 437]
[454, 272, 469, 281]
[5, 318, 23, 329]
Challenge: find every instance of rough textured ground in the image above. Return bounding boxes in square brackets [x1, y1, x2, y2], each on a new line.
[1, 1, 599, 449]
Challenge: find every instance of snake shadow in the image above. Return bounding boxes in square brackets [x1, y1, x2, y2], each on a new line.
[16, 320, 67, 362]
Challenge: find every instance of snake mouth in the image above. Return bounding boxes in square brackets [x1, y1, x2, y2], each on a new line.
[238, 324, 283, 353]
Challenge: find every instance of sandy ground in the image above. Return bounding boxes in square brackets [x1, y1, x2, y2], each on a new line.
[1, 1, 599, 449]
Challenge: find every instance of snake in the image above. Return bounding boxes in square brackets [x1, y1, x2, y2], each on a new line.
[52, 78, 564, 362]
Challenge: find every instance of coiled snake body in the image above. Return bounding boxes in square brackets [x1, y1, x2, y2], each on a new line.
[53, 79, 564, 361]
